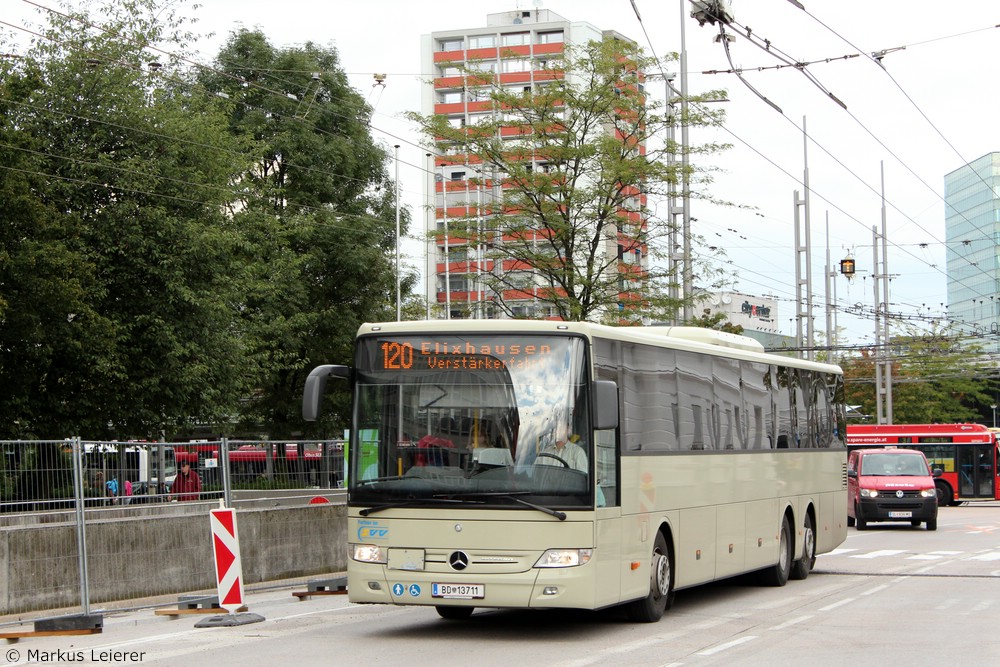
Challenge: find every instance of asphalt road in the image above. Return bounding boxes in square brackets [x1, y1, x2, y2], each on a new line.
[4, 503, 1000, 667]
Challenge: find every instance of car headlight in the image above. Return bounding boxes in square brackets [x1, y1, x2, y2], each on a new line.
[920, 489, 936, 498]
[860, 489, 878, 498]
[351, 543, 386, 564]
[534, 548, 593, 568]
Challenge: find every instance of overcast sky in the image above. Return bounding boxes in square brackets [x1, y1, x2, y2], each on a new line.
[6, 0, 999, 346]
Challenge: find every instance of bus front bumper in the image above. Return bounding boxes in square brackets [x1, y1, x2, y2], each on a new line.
[347, 561, 599, 610]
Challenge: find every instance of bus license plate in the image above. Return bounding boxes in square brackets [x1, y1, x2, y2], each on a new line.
[432, 583, 484, 599]
[888, 511, 912, 518]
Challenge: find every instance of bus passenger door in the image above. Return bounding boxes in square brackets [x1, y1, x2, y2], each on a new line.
[594, 428, 623, 607]
[957, 444, 994, 499]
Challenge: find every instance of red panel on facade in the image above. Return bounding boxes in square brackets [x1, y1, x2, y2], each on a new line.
[434, 76, 465, 89]
[467, 47, 499, 60]
[434, 50, 463, 63]
[534, 43, 564, 55]
[435, 102, 466, 115]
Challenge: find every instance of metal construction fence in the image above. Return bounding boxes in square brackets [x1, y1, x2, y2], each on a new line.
[0, 438, 347, 619]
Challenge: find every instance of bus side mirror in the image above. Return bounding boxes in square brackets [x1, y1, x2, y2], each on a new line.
[847, 469, 857, 478]
[592, 380, 619, 431]
[302, 365, 350, 421]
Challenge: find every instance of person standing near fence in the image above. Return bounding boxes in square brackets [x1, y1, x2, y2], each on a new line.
[171, 460, 201, 501]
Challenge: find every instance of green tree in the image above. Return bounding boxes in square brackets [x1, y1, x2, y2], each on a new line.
[686, 308, 744, 334]
[198, 30, 414, 436]
[0, 0, 249, 437]
[408, 37, 729, 323]
[843, 325, 992, 423]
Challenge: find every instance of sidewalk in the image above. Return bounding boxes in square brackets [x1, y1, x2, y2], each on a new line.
[1, 572, 351, 666]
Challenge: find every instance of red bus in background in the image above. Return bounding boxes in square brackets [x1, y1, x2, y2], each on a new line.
[846, 423, 1000, 505]
[173, 442, 342, 489]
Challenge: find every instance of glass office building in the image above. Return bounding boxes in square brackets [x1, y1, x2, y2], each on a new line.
[944, 152, 1000, 353]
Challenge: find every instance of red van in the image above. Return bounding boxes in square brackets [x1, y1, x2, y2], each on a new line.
[847, 447, 938, 530]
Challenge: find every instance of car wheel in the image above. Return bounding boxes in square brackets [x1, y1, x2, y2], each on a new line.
[855, 504, 867, 530]
[926, 516, 937, 531]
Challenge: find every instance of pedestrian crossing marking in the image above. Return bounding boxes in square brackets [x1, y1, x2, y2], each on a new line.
[850, 549, 906, 559]
[906, 551, 961, 560]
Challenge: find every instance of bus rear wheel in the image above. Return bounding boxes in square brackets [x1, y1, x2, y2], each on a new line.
[625, 531, 673, 622]
[790, 513, 815, 580]
[435, 605, 474, 620]
[758, 516, 792, 587]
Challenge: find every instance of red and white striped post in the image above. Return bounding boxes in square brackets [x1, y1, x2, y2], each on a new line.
[209, 507, 245, 614]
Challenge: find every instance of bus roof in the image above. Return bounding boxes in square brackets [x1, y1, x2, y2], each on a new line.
[355, 320, 842, 374]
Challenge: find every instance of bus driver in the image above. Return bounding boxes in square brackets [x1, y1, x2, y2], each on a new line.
[537, 434, 587, 472]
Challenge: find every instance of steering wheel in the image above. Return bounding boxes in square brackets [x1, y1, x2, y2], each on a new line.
[535, 452, 570, 468]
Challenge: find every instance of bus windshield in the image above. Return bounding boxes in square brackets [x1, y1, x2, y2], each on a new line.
[349, 333, 592, 509]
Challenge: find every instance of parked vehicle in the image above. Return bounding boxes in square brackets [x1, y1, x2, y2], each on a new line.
[847, 447, 938, 530]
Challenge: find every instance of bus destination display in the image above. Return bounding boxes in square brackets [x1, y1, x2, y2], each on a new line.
[377, 339, 554, 372]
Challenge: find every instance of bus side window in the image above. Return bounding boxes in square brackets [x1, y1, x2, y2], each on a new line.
[595, 429, 617, 507]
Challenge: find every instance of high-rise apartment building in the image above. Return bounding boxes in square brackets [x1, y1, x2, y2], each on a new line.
[419, 8, 647, 321]
[944, 153, 1000, 352]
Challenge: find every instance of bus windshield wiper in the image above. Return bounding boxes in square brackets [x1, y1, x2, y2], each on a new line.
[438, 491, 566, 521]
[359, 497, 476, 516]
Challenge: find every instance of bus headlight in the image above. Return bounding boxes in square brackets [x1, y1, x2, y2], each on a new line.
[534, 548, 593, 568]
[860, 489, 878, 498]
[351, 543, 386, 564]
[920, 489, 936, 498]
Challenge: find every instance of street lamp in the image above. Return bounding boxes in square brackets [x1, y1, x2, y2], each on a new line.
[991, 404, 997, 429]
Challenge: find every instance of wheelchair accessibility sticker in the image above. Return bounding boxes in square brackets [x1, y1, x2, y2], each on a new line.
[392, 583, 421, 597]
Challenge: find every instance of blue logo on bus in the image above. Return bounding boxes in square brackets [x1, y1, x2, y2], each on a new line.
[357, 519, 389, 540]
[392, 583, 404, 596]
[408, 584, 421, 597]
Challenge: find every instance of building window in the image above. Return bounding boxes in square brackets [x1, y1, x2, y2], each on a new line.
[440, 91, 462, 104]
[501, 32, 529, 46]
[501, 59, 531, 73]
[536, 30, 564, 44]
[468, 88, 492, 102]
[439, 38, 463, 52]
[469, 35, 496, 49]
[439, 65, 461, 77]
[469, 61, 497, 74]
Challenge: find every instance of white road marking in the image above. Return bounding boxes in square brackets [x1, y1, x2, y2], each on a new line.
[818, 597, 856, 612]
[772, 615, 813, 631]
[850, 549, 906, 559]
[696, 636, 758, 656]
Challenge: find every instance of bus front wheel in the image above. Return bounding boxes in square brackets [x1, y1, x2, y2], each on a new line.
[625, 531, 674, 622]
[435, 605, 474, 620]
[935, 481, 953, 507]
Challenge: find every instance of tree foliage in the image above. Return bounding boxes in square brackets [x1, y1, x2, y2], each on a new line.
[842, 324, 993, 423]
[408, 37, 730, 323]
[0, 1, 408, 439]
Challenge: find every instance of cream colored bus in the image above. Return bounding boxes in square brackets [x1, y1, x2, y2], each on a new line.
[303, 320, 848, 622]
